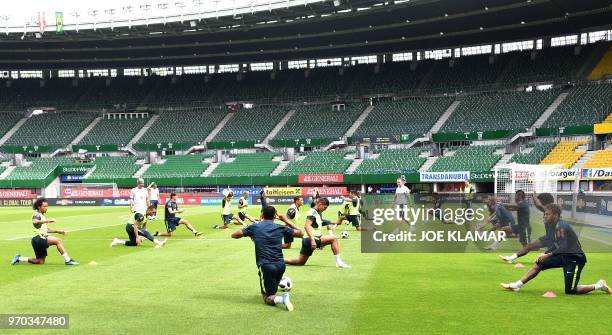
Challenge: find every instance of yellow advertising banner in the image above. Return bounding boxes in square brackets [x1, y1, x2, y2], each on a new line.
[265, 187, 302, 197]
[594, 122, 612, 135]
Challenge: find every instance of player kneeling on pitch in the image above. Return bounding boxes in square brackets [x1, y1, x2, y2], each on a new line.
[231, 206, 304, 311]
[11, 197, 78, 266]
[110, 206, 167, 248]
[154, 193, 203, 237]
[285, 197, 351, 268]
[501, 204, 611, 295]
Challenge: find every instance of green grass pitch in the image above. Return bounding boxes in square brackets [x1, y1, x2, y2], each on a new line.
[0, 205, 610, 334]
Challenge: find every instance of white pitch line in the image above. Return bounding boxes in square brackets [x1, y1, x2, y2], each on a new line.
[580, 234, 612, 246]
[3, 223, 125, 241]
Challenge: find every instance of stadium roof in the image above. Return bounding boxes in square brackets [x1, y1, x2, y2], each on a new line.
[0, 0, 610, 69]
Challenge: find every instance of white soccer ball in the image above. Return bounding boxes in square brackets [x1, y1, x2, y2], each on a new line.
[278, 276, 293, 292]
[341, 231, 350, 239]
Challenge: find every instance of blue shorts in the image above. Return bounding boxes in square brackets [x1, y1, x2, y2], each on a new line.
[258, 262, 285, 296]
[537, 253, 587, 294]
[31, 235, 48, 259]
[300, 237, 322, 256]
[347, 215, 360, 227]
[166, 217, 181, 232]
[222, 214, 234, 225]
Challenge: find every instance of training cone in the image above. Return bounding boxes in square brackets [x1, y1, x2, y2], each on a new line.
[542, 291, 557, 298]
[514, 263, 525, 268]
[88, 261, 98, 266]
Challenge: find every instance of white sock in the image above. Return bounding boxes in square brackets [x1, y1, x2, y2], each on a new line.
[273, 296, 283, 305]
[515, 280, 524, 288]
[154, 239, 162, 245]
[508, 253, 518, 261]
[335, 254, 343, 264]
[62, 253, 71, 262]
[115, 239, 126, 245]
[594, 281, 603, 290]
[18, 256, 29, 262]
[491, 240, 500, 248]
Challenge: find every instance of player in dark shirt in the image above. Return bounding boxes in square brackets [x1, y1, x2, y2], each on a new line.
[231, 206, 303, 311]
[502, 190, 531, 244]
[499, 193, 555, 263]
[501, 204, 611, 294]
[154, 193, 202, 237]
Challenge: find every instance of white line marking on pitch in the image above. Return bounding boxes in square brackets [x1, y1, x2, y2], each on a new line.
[581, 234, 612, 246]
[3, 223, 125, 241]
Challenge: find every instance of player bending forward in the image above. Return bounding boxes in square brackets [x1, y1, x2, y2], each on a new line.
[154, 193, 203, 237]
[499, 193, 555, 263]
[11, 197, 78, 266]
[111, 206, 167, 248]
[285, 197, 351, 268]
[214, 192, 245, 229]
[282, 196, 304, 249]
[237, 192, 259, 224]
[501, 204, 611, 295]
[232, 206, 304, 311]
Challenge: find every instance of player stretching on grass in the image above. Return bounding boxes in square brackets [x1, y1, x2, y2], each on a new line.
[11, 197, 78, 266]
[214, 191, 245, 229]
[501, 204, 611, 295]
[238, 192, 259, 224]
[154, 193, 203, 237]
[482, 196, 522, 250]
[499, 193, 555, 263]
[285, 197, 351, 268]
[231, 206, 304, 311]
[282, 196, 304, 249]
[110, 206, 167, 248]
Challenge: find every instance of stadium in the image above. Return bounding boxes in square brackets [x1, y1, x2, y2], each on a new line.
[0, 0, 611, 333]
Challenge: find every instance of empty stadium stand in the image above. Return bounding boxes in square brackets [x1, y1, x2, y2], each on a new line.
[0, 112, 24, 140]
[80, 116, 150, 146]
[137, 107, 227, 146]
[354, 148, 427, 175]
[543, 83, 612, 127]
[540, 140, 587, 168]
[582, 150, 612, 168]
[5, 157, 75, 181]
[272, 104, 365, 145]
[429, 145, 502, 172]
[86, 156, 140, 180]
[209, 153, 280, 177]
[213, 106, 289, 143]
[509, 142, 557, 165]
[279, 151, 352, 176]
[353, 98, 453, 139]
[4, 112, 97, 148]
[441, 89, 560, 132]
[144, 154, 211, 178]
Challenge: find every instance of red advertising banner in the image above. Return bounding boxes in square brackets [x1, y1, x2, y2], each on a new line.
[0, 189, 38, 199]
[61, 187, 132, 198]
[298, 174, 344, 184]
[302, 187, 348, 196]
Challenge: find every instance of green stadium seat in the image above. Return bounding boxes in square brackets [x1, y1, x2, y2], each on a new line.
[144, 154, 212, 178]
[353, 98, 453, 139]
[280, 151, 352, 175]
[273, 104, 365, 145]
[442, 89, 560, 133]
[429, 145, 502, 172]
[509, 142, 557, 164]
[5, 112, 97, 148]
[214, 106, 289, 142]
[209, 153, 280, 177]
[6, 157, 75, 180]
[86, 156, 140, 180]
[80, 116, 150, 146]
[544, 83, 612, 128]
[354, 148, 427, 174]
[138, 107, 227, 146]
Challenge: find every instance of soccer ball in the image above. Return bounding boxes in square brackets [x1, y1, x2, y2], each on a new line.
[341, 231, 350, 239]
[278, 277, 292, 292]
